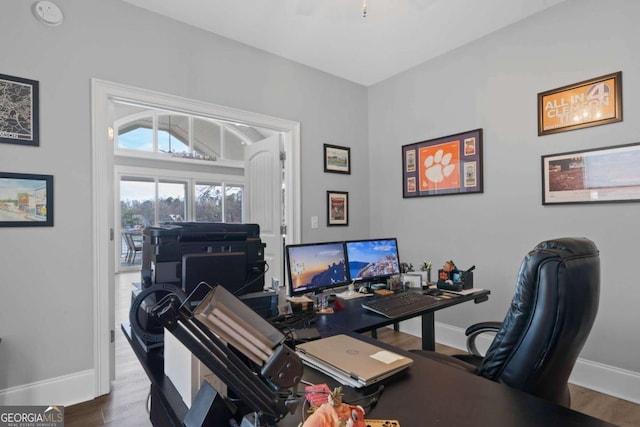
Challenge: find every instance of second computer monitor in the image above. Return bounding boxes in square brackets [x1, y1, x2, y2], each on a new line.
[345, 238, 401, 285]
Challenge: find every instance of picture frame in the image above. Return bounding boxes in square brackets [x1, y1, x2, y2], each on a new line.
[402, 273, 423, 289]
[537, 71, 622, 136]
[541, 141, 640, 205]
[402, 129, 483, 198]
[0, 172, 53, 226]
[324, 144, 351, 174]
[327, 191, 348, 226]
[0, 73, 40, 146]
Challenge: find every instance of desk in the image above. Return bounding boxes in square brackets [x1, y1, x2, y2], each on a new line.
[123, 324, 613, 426]
[317, 289, 491, 351]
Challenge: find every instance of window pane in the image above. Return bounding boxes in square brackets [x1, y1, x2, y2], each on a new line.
[118, 125, 153, 152]
[158, 114, 189, 154]
[158, 181, 186, 223]
[120, 178, 155, 229]
[225, 185, 244, 223]
[224, 129, 245, 160]
[193, 117, 221, 160]
[195, 183, 223, 222]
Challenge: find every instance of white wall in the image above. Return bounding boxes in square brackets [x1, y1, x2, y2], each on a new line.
[368, 0, 640, 398]
[0, 0, 369, 404]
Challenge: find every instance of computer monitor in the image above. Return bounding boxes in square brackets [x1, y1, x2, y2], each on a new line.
[285, 241, 349, 297]
[345, 238, 401, 285]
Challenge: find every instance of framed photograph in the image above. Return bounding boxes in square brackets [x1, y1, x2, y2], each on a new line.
[538, 71, 622, 136]
[0, 172, 53, 226]
[541, 142, 640, 205]
[324, 144, 351, 174]
[402, 129, 483, 198]
[403, 273, 423, 289]
[0, 74, 40, 146]
[327, 191, 348, 226]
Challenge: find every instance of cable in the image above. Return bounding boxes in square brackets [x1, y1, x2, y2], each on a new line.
[232, 261, 270, 296]
[345, 385, 385, 411]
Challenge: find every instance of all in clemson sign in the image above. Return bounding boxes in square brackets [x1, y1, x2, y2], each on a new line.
[538, 72, 622, 136]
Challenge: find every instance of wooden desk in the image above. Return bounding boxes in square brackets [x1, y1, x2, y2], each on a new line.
[317, 289, 491, 350]
[123, 324, 613, 426]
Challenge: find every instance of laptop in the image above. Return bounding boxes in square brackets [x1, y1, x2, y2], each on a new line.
[296, 334, 413, 388]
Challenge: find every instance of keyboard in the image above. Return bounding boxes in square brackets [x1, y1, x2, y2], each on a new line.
[361, 291, 439, 318]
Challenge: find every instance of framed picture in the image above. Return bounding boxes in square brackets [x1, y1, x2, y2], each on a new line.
[538, 71, 622, 136]
[402, 129, 483, 198]
[0, 172, 53, 226]
[402, 273, 423, 289]
[324, 144, 351, 174]
[541, 142, 640, 205]
[327, 191, 348, 226]
[0, 73, 40, 146]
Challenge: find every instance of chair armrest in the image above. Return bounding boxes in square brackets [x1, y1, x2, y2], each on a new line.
[465, 321, 501, 357]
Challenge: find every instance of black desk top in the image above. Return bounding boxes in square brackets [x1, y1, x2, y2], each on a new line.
[123, 322, 613, 427]
[280, 333, 614, 427]
[316, 288, 491, 333]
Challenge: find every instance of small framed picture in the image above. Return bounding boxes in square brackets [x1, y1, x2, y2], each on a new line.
[0, 172, 53, 227]
[324, 144, 351, 174]
[0, 73, 40, 146]
[327, 191, 348, 226]
[403, 273, 423, 289]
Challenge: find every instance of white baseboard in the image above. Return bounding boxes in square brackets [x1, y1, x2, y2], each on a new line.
[397, 320, 640, 405]
[0, 369, 96, 407]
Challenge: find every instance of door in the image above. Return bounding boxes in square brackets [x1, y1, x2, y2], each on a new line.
[245, 134, 283, 290]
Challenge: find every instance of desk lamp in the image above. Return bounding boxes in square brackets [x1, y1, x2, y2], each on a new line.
[152, 285, 303, 426]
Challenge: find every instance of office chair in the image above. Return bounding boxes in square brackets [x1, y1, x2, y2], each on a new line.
[412, 237, 600, 407]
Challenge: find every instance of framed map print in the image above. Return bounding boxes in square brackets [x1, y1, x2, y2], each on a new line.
[0, 73, 40, 146]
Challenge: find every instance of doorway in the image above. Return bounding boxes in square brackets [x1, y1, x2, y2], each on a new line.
[91, 79, 301, 397]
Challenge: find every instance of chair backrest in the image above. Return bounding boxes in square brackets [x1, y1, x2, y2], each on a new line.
[123, 232, 135, 250]
[477, 237, 600, 406]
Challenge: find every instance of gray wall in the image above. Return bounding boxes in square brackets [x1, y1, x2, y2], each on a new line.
[1, 0, 638, 407]
[0, 0, 369, 396]
[369, 0, 640, 374]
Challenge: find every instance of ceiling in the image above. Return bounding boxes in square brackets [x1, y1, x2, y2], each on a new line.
[121, 0, 565, 87]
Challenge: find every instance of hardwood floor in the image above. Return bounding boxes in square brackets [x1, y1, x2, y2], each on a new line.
[65, 272, 640, 426]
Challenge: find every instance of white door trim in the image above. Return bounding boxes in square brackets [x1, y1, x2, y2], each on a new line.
[91, 78, 301, 397]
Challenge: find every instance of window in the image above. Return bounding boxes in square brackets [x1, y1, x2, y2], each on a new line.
[115, 106, 248, 163]
[194, 183, 245, 223]
[114, 101, 251, 234]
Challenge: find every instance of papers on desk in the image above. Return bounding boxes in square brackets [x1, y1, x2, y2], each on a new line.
[445, 288, 485, 296]
[287, 295, 314, 304]
[335, 290, 372, 300]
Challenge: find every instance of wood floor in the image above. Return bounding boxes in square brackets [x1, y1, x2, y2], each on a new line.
[65, 272, 640, 426]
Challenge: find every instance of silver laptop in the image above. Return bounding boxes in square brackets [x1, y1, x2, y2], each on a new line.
[296, 334, 413, 388]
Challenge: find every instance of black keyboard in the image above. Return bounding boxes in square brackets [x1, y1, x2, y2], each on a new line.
[361, 292, 439, 318]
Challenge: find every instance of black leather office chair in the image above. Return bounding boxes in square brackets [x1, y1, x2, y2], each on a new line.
[412, 237, 600, 407]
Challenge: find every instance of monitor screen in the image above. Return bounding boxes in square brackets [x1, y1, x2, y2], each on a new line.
[285, 241, 349, 297]
[345, 238, 400, 283]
